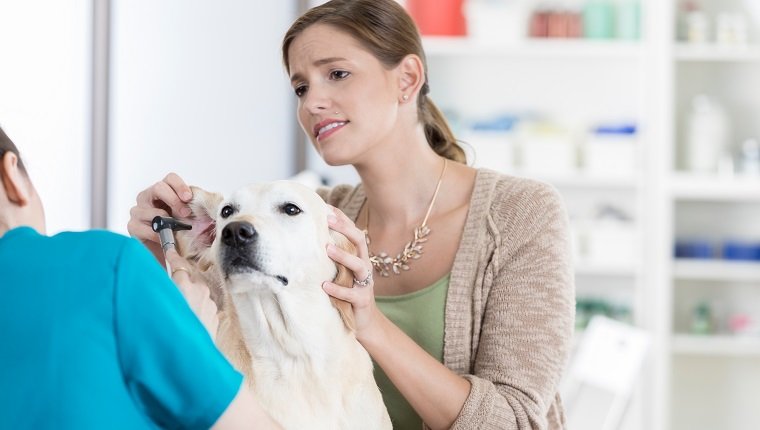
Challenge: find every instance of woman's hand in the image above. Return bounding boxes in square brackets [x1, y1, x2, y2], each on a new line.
[165, 248, 219, 340]
[127, 173, 194, 262]
[322, 206, 383, 343]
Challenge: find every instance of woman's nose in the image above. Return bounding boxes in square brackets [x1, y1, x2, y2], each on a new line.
[302, 85, 331, 114]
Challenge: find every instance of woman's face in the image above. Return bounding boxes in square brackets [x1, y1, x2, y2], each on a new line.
[288, 24, 401, 166]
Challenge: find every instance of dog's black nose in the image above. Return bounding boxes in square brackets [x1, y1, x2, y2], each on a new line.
[222, 221, 257, 247]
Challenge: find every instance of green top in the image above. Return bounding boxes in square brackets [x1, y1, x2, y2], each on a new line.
[375, 274, 450, 430]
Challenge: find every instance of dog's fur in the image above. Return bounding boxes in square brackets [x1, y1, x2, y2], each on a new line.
[175, 181, 391, 430]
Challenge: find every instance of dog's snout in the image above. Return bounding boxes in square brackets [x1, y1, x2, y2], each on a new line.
[222, 221, 257, 247]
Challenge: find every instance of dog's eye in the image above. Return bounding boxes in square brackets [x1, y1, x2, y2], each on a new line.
[220, 205, 235, 218]
[280, 203, 302, 216]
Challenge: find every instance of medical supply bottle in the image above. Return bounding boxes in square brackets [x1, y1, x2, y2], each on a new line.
[684, 94, 730, 173]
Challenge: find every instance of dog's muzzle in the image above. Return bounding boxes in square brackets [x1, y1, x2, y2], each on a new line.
[221, 221, 258, 272]
[222, 221, 257, 248]
[220, 221, 289, 286]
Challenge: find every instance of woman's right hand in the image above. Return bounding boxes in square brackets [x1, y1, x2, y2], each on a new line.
[127, 173, 194, 262]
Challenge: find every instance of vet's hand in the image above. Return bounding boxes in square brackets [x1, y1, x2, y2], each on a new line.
[127, 173, 194, 262]
[322, 206, 382, 342]
[166, 248, 219, 340]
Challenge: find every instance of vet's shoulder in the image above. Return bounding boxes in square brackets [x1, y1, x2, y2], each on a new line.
[53, 230, 150, 265]
[55, 228, 130, 247]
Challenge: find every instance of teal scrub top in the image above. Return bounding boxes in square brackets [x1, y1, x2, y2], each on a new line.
[0, 227, 242, 429]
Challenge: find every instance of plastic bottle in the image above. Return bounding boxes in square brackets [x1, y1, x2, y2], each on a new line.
[583, 0, 615, 39]
[691, 301, 713, 335]
[616, 0, 641, 40]
[739, 138, 760, 176]
[685, 94, 730, 173]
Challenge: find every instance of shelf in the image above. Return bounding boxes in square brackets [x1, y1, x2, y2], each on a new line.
[670, 173, 760, 201]
[422, 36, 642, 59]
[576, 262, 638, 277]
[672, 334, 760, 357]
[673, 259, 760, 282]
[515, 170, 639, 190]
[675, 43, 760, 62]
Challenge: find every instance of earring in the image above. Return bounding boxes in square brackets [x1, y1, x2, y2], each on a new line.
[402, 94, 409, 101]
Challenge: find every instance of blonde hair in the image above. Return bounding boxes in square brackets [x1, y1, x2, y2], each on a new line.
[282, 0, 466, 163]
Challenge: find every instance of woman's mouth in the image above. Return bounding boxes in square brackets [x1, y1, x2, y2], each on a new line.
[314, 120, 348, 141]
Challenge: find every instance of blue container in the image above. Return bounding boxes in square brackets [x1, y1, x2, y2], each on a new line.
[722, 241, 760, 261]
[674, 240, 714, 259]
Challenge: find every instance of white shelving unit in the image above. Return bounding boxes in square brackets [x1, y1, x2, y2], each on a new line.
[668, 1, 760, 429]
[422, 7, 652, 429]
[421, 1, 760, 429]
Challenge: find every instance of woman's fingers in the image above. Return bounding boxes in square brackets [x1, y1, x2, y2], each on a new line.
[163, 172, 193, 203]
[322, 280, 372, 306]
[326, 243, 367, 278]
[127, 205, 169, 241]
[165, 248, 192, 281]
[137, 180, 192, 218]
[326, 205, 368, 260]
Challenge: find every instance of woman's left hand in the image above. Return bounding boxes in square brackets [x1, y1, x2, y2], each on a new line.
[322, 205, 382, 342]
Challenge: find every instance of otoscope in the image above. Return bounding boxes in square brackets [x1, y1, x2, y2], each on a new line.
[151, 216, 192, 274]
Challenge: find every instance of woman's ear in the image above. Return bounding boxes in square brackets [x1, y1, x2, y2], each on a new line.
[396, 54, 425, 103]
[0, 152, 31, 206]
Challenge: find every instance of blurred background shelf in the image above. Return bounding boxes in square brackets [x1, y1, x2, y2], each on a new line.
[670, 173, 760, 201]
[576, 262, 638, 277]
[673, 259, 760, 282]
[514, 171, 639, 190]
[423, 36, 642, 59]
[672, 334, 760, 357]
[675, 43, 760, 62]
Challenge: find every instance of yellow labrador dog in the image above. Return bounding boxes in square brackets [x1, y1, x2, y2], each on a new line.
[175, 181, 391, 430]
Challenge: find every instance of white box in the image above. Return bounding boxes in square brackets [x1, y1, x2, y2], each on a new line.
[464, 1, 529, 45]
[584, 134, 637, 178]
[586, 220, 638, 266]
[519, 135, 578, 176]
[462, 130, 514, 172]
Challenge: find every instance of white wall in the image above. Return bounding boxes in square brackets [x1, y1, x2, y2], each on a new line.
[0, 0, 91, 234]
[108, 0, 297, 233]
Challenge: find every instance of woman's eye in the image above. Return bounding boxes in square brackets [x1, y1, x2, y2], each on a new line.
[330, 70, 350, 80]
[294, 85, 307, 97]
[280, 203, 302, 216]
[221, 205, 235, 218]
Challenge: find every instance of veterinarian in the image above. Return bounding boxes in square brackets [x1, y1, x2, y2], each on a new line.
[127, 0, 575, 429]
[0, 127, 281, 429]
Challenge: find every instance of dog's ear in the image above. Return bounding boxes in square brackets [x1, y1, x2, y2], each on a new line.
[175, 186, 223, 269]
[329, 229, 357, 332]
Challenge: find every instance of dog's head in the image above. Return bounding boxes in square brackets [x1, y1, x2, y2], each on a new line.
[177, 181, 356, 330]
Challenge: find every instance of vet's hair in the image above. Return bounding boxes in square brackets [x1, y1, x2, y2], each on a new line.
[282, 0, 466, 164]
[0, 126, 27, 174]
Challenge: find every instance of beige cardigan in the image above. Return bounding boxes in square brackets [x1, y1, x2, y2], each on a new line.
[318, 168, 575, 430]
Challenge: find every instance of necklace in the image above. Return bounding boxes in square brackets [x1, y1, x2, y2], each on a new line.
[363, 158, 448, 277]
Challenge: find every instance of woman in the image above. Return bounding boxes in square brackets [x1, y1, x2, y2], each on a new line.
[0, 127, 280, 429]
[128, 1, 575, 428]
